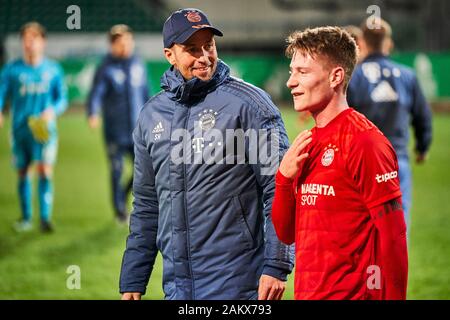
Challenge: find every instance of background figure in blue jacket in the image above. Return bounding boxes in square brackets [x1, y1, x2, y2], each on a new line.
[87, 25, 150, 223]
[347, 18, 432, 233]
[0, 22, 68, 232]
[120, 8, 294, 300]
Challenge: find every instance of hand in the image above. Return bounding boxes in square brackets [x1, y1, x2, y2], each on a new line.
[41, 108, 55, 123]
[416, 151, 427, 164]
[258, 274, 286, 300]
[0, 113, 3, 128]
[278, 130, 312, 179]
[121, 292, 142, 300]
[88, 115, 100, 129]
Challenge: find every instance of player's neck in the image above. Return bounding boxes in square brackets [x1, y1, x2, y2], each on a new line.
[24, 53, 44, 66]
[312, 94, 349, 128]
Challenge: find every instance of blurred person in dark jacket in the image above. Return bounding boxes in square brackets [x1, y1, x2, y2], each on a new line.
[347, 18, 432, 234]
[87, 24, 150, 223]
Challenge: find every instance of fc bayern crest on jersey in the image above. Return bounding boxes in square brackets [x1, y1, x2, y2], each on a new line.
[198, 109, 218, 131]
[321, 144, 339, 167]
[186, 11, 202, 23]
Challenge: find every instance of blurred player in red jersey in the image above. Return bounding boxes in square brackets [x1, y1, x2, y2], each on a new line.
[271, 26, 408, 300]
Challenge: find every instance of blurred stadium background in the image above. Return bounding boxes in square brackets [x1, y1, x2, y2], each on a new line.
[0, 0, 449, 299]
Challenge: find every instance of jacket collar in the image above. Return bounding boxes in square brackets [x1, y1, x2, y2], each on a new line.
[161, 60, 230, 103]
[106, 53, 136, 64]
[363, 52, 388, 62]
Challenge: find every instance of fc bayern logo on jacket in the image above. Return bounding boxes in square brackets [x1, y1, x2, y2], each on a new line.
[198, 109, 218, 131]
[321, 144, 339, 166]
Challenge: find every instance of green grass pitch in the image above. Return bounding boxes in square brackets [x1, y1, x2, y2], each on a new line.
[0, 108, 449, 299]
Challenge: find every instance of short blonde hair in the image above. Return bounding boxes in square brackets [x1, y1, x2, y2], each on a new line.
[109, 24, 133, 43]
[20, 21, 46, 38]
[286, 26, 358, 91]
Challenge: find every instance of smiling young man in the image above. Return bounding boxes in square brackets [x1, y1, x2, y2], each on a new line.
[271, 27, 408, 299]
[119, 8, 293, 300]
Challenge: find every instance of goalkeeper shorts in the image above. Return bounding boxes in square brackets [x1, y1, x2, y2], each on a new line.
[11, 135, 58, 169]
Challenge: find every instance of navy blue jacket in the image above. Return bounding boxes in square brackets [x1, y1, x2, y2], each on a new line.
[347, 54, 432, 158]
[87, 54, 149, 145]
[119, 61, 294, 299]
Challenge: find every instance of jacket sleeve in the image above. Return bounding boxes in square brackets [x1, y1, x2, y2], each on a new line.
[119, 116, 159, 295]
[247, 96, 295, 281]
[50, 64, 68, 116]
[87, 64, 107, 117]
[410, 74, 432, 154]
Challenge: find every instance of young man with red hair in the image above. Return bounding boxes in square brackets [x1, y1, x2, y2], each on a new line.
[272, 26, 408, 300]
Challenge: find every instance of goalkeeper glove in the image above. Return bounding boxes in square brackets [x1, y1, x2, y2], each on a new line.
[28, 116, 50, 143]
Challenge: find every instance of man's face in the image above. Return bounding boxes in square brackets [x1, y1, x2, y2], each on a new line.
[164, 29, 218, 81]
[22, 28, 45, 57]
[111, 33, 135, 59]
[286, 50, 334, 114]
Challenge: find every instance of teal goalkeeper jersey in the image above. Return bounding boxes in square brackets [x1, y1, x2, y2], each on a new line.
[0, 58, 68, 139]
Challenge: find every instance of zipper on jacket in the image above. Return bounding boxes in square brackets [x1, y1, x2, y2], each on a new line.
[182, 105, 195, 299]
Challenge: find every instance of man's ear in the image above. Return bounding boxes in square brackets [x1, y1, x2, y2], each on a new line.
[164, 48, 176, 65]
[329, 66, 345, 90]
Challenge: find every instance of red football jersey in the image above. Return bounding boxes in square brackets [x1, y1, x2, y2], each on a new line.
[274, 108, 402, 299]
